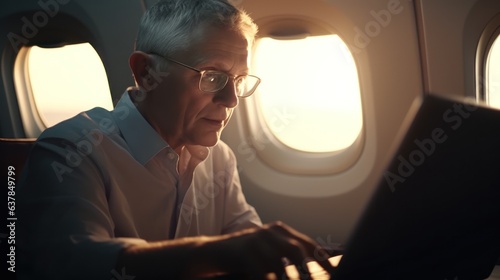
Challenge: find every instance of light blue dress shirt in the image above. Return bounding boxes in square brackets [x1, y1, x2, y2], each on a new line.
[18, 91, 262, 280]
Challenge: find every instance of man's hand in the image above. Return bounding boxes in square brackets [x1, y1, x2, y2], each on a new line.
[116, 221, 334, 280]
[199, 221, 334, 279]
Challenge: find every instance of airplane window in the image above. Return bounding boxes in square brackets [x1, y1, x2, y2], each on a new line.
[15, 43, 113, 130]
[486, 34, 500, 108]
[253, 35, 363, 153]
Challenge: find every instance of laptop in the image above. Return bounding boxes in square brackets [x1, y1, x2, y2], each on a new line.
[331, 93, 500, 279]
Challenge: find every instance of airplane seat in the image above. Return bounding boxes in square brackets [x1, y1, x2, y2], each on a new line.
[0, 138, 36, 181]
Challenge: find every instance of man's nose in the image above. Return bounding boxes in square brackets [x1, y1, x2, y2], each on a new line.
[214, 79, 239, 108]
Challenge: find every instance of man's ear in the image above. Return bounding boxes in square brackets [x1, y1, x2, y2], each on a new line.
[129, 51, 155, 91]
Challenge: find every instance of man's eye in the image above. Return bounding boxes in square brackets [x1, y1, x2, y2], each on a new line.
[235, 77, 246, 85]
[202, 72, 229, 92]
[204, 72, 224, 83]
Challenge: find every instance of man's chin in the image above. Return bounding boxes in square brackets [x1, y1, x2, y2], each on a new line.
[196, 134, 221, 147]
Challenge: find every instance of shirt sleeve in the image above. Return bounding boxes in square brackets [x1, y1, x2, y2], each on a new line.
[219, 145, 263, 234]
[18, 138, 146, 280]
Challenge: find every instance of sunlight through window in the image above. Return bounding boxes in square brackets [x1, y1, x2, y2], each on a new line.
[487, 34, 500, 108]
[27, 43, 113, 127]
[253, 35, 363, 153]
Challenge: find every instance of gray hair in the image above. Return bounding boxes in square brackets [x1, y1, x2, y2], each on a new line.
[135, 0, 258, 60]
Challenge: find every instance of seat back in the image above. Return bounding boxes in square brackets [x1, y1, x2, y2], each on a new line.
[0, 138, 36, 181]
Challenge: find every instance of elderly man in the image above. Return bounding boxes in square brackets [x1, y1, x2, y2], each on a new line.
[18, 0, 334, 279]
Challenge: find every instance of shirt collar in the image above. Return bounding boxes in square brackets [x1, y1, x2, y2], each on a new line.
[112, 90, 168, 165]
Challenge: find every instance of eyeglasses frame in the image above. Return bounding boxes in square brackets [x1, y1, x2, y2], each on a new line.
[148, 52, 261, 98]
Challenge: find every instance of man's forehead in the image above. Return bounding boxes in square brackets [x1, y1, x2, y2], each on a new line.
[179, 24, 250, 71]
[187, 23, 250, 53]
[191, 50, 249, 74]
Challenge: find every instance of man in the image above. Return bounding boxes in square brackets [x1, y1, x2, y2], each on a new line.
[18, 0, 334, 279]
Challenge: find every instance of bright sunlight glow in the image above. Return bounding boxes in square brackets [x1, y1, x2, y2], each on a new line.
[253, 35, 363, 153]
[28, 43, 113, 127]
[487, 35, 500, 108]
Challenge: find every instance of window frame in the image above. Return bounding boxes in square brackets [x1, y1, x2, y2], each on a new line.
[13, 43, 112, 137]
[13, 47, 46, 138]
[476, 15, 500, 103]
[237, 22, 365, 175]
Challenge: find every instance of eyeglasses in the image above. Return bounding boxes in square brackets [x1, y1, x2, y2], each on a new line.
[149, 52, 261, 98]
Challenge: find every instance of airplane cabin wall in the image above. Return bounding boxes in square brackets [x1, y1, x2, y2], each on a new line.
[417, 0, 500, 99]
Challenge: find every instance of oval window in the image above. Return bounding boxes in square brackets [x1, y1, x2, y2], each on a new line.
[253, 35, 363, 153]
[16, 43, 113, 131]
